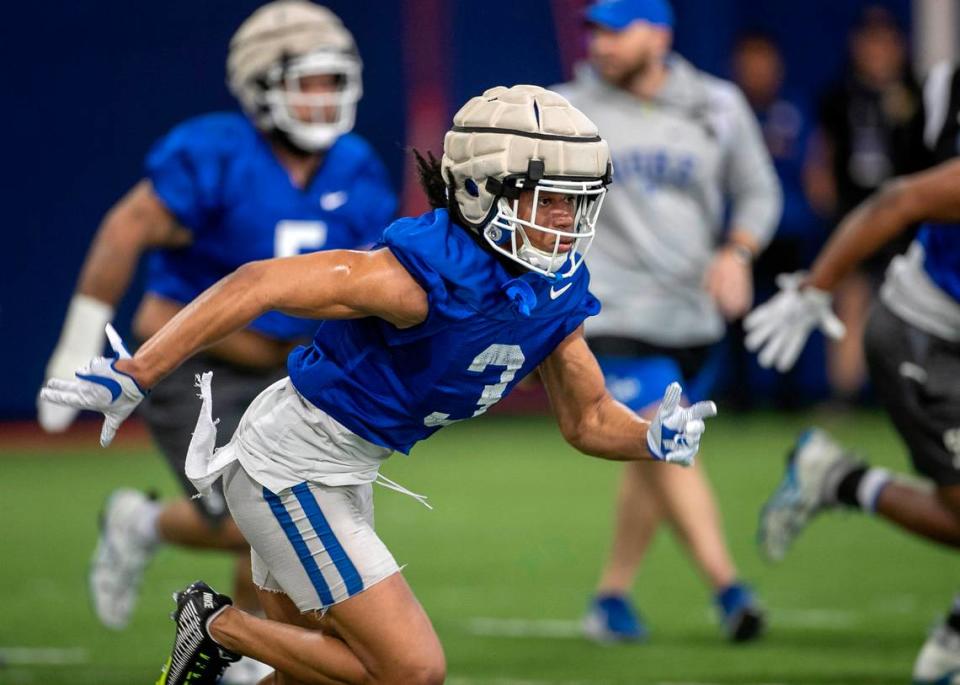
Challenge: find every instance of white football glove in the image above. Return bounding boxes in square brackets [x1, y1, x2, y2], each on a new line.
[743, 272, 846, 373]
[38, 294, 114, 432]
[39, 324, 146, 447]
[647, 382, 717, 467]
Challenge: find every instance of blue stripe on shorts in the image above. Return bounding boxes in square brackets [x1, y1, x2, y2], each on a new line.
[263, 487, 335, 607]
[292, 483, 364, 597]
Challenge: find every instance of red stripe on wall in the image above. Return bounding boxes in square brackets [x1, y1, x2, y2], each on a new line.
[551, 0, 591, 81]
[401, 0, 452, 216]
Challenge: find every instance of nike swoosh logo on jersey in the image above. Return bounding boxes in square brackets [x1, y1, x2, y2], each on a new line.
[549, 283, 572, 300]
[320, 191, 348, 211]
[76, 373, 122, 402]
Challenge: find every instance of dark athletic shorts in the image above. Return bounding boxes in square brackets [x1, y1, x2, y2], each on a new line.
[864, 302, 960, 487]
[138, 354, 285, 523]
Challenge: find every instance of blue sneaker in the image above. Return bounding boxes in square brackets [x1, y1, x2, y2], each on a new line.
[582, 594, 648, 642]
[715, 583, 766, 642]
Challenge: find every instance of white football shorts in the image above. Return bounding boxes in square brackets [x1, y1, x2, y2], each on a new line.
[222, 461, 401, 612]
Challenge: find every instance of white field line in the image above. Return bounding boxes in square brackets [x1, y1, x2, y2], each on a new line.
[467, 607, 859, 640]
[768, 608, 859, 628]
[465, 617, 583, 638]
[0, 646, 88, 665]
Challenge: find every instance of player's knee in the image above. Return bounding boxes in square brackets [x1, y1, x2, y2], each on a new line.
[388, 650, 446, 685]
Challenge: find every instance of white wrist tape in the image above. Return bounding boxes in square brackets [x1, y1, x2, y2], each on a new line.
[47, 294, 115, 377]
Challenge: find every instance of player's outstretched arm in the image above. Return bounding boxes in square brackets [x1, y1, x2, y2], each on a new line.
[539, 327, 716, 466]
[41, 248, 428, 445]
[77, 180, 192, 305]
[39, 180, 190, 432]
[745, 157, 960, 372]
[805, 157, 960, 291]
[119, 248, 428, 390]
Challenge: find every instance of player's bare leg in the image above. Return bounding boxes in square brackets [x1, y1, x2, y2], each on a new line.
[584, 459, 664, 641]
[156, 499, 249, 551]
[156, 499, 261, 610]
[232, 554, 260, 616]
[760, 429, 960, 556]
[873, 482, 960, 548]
[595, 459, 736, 591]
[642, 455, 766, 637]
[595, 460, 664, 594]
[642, 458, 737, 590]
[208, 573, 445, 685]
[596, 397, 736, 592]
[588, 403, 761, 642]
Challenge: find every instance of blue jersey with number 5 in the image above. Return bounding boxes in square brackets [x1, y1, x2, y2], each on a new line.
[144, 112, 396, 341]
[287, 209, 601, 453]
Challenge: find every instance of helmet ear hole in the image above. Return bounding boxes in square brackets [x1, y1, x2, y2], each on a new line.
[527, 159, 545, 182]
[465, 179, 480, 197]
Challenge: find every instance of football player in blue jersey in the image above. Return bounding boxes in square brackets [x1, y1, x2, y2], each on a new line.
[42, 85, 718, 685]
[745, 156, 960, 684]
[36, 2, 394, 679]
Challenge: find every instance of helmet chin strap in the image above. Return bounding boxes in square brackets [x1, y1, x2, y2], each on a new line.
[282, 124, 339, 153]
[267, 128, 323, 157]
[515, 226, 570, 273]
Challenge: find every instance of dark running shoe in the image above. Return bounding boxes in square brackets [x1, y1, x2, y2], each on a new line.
[155, 581, 240, 685]
[715, 583, 766, 643]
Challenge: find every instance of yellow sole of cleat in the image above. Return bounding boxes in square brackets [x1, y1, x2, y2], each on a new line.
[155, 656, 172, 685]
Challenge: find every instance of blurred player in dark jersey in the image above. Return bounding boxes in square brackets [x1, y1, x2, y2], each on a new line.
[750, 97, 960, 682]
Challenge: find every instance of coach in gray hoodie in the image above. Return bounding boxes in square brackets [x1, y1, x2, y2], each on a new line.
[556, 0, 781, 643]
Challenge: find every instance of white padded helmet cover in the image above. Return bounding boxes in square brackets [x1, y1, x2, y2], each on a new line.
[441, 85, 611, 226]
[227, 0, 357, 117]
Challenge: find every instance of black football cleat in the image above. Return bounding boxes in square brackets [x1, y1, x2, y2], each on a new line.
[155, 581, 240, 685]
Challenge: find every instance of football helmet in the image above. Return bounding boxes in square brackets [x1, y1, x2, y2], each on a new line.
[442, 85, 612, 278]
[227, 0, 362, 152]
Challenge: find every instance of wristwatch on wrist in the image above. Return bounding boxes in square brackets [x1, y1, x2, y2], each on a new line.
[725, 242, 754, 265]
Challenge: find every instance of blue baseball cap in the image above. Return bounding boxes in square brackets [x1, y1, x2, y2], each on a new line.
[585, 0, 674, 30]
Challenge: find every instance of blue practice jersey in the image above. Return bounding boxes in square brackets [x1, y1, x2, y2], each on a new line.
[287, 209, 601, 454]
[919, 223, 960, 302]
[144, 112, 396, 341]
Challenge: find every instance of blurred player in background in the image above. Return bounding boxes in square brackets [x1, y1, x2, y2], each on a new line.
[749, 157, 960, 685]
[749, 73, 960, 680]
[729, 32, 825, 408]
[37, 1, 395, 680]
[41, 84, 719, 685]
[556, 0, 781, 642]
[808, 6, 928, 402]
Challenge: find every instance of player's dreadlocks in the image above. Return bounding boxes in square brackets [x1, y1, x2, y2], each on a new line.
[414, 149, 449, 210]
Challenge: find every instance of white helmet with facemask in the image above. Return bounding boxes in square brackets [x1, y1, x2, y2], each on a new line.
[441, 85, 612, 279]
[227, 0, 362, 152]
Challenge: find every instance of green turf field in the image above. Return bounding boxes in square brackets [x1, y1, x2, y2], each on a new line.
[0, 410, 954, 684]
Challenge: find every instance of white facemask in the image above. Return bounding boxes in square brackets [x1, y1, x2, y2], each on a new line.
[483, 178, 607, 279]
[261, 51, 362, 151]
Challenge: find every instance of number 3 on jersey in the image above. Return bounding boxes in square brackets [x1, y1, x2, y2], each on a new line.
[424, 344, 525, 427]
[275, 220, 327, 258]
